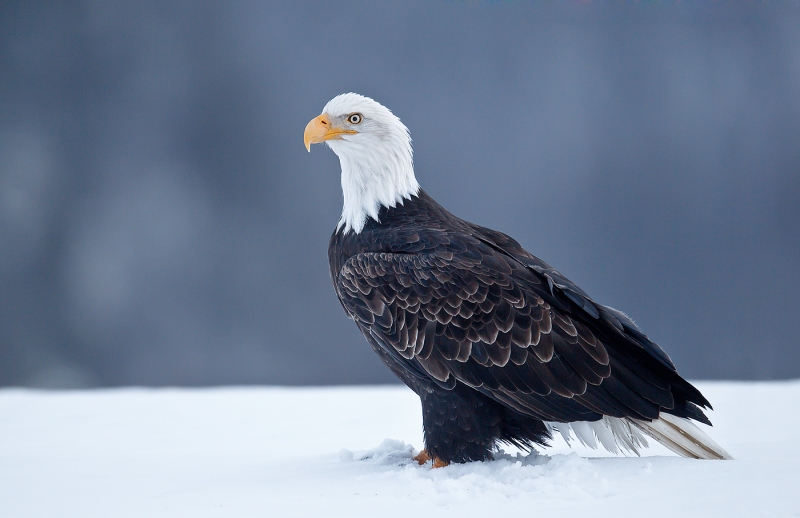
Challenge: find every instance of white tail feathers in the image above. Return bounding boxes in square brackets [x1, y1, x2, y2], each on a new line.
[545, 417, 649, 456]
[632, 413, 733, 460]
[545, 414, 732, 460]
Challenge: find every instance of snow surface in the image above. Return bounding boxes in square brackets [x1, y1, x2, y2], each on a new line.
[2, 382, 798, 517]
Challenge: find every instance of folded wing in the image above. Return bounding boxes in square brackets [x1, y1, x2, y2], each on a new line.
[337, 241, 712, 429]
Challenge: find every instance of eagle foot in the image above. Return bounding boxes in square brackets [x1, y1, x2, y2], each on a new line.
[413, 450, 449, 468]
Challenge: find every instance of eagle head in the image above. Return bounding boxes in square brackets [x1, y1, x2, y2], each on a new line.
[304, 93, 419, 234]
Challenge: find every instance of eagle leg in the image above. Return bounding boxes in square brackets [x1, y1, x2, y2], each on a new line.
[413, 449, 449, 468]
[413, 449, 430, 464]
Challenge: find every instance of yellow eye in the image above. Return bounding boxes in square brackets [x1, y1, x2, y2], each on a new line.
[348, 113, 363, 125]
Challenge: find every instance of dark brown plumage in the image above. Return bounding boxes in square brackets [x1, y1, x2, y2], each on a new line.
[329, 189, 712, 463]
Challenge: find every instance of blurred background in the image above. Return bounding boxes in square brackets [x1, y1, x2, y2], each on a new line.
[1, 1, 799, 388]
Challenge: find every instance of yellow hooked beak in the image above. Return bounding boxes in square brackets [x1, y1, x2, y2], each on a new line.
[303, 114, 357, 152]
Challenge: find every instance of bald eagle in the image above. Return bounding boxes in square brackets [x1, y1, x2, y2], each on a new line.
[305, 93, 731, 466]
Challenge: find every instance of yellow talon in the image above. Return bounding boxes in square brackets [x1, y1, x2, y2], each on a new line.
[413, 450, 430, 464]
[413, 450, 449, 468]
[432, 457, 449, 468]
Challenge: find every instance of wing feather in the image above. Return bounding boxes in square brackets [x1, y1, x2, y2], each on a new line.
[337, 244, 709, 425]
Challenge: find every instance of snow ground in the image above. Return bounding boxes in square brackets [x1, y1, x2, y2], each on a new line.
[1, 382, 798, 517]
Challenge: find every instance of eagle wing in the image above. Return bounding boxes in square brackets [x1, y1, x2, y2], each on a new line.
[336, 240, 711, 425]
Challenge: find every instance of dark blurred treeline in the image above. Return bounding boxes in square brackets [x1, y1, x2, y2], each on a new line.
[1, 1, 798, 387]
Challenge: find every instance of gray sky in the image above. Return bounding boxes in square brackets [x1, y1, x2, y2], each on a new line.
[1, 1, 799, 387]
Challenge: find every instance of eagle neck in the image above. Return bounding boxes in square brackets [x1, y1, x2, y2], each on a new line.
[332, 138, 419, 235]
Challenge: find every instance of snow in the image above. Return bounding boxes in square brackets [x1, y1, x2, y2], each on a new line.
[2, 382, 798, 517]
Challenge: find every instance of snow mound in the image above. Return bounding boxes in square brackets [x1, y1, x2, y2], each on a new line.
[2, 382, 799, 517]
[343, 439, 613, 501]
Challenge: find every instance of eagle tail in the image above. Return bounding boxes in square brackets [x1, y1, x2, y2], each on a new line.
[546, 413, 732, 460]
[631, 413, 732, 460]
[546, 417, 649, 456]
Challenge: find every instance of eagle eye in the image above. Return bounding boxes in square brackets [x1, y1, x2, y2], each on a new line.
[347, 113, 363, 125]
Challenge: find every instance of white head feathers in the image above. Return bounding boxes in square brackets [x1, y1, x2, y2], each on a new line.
[317, 93, 420, 234]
